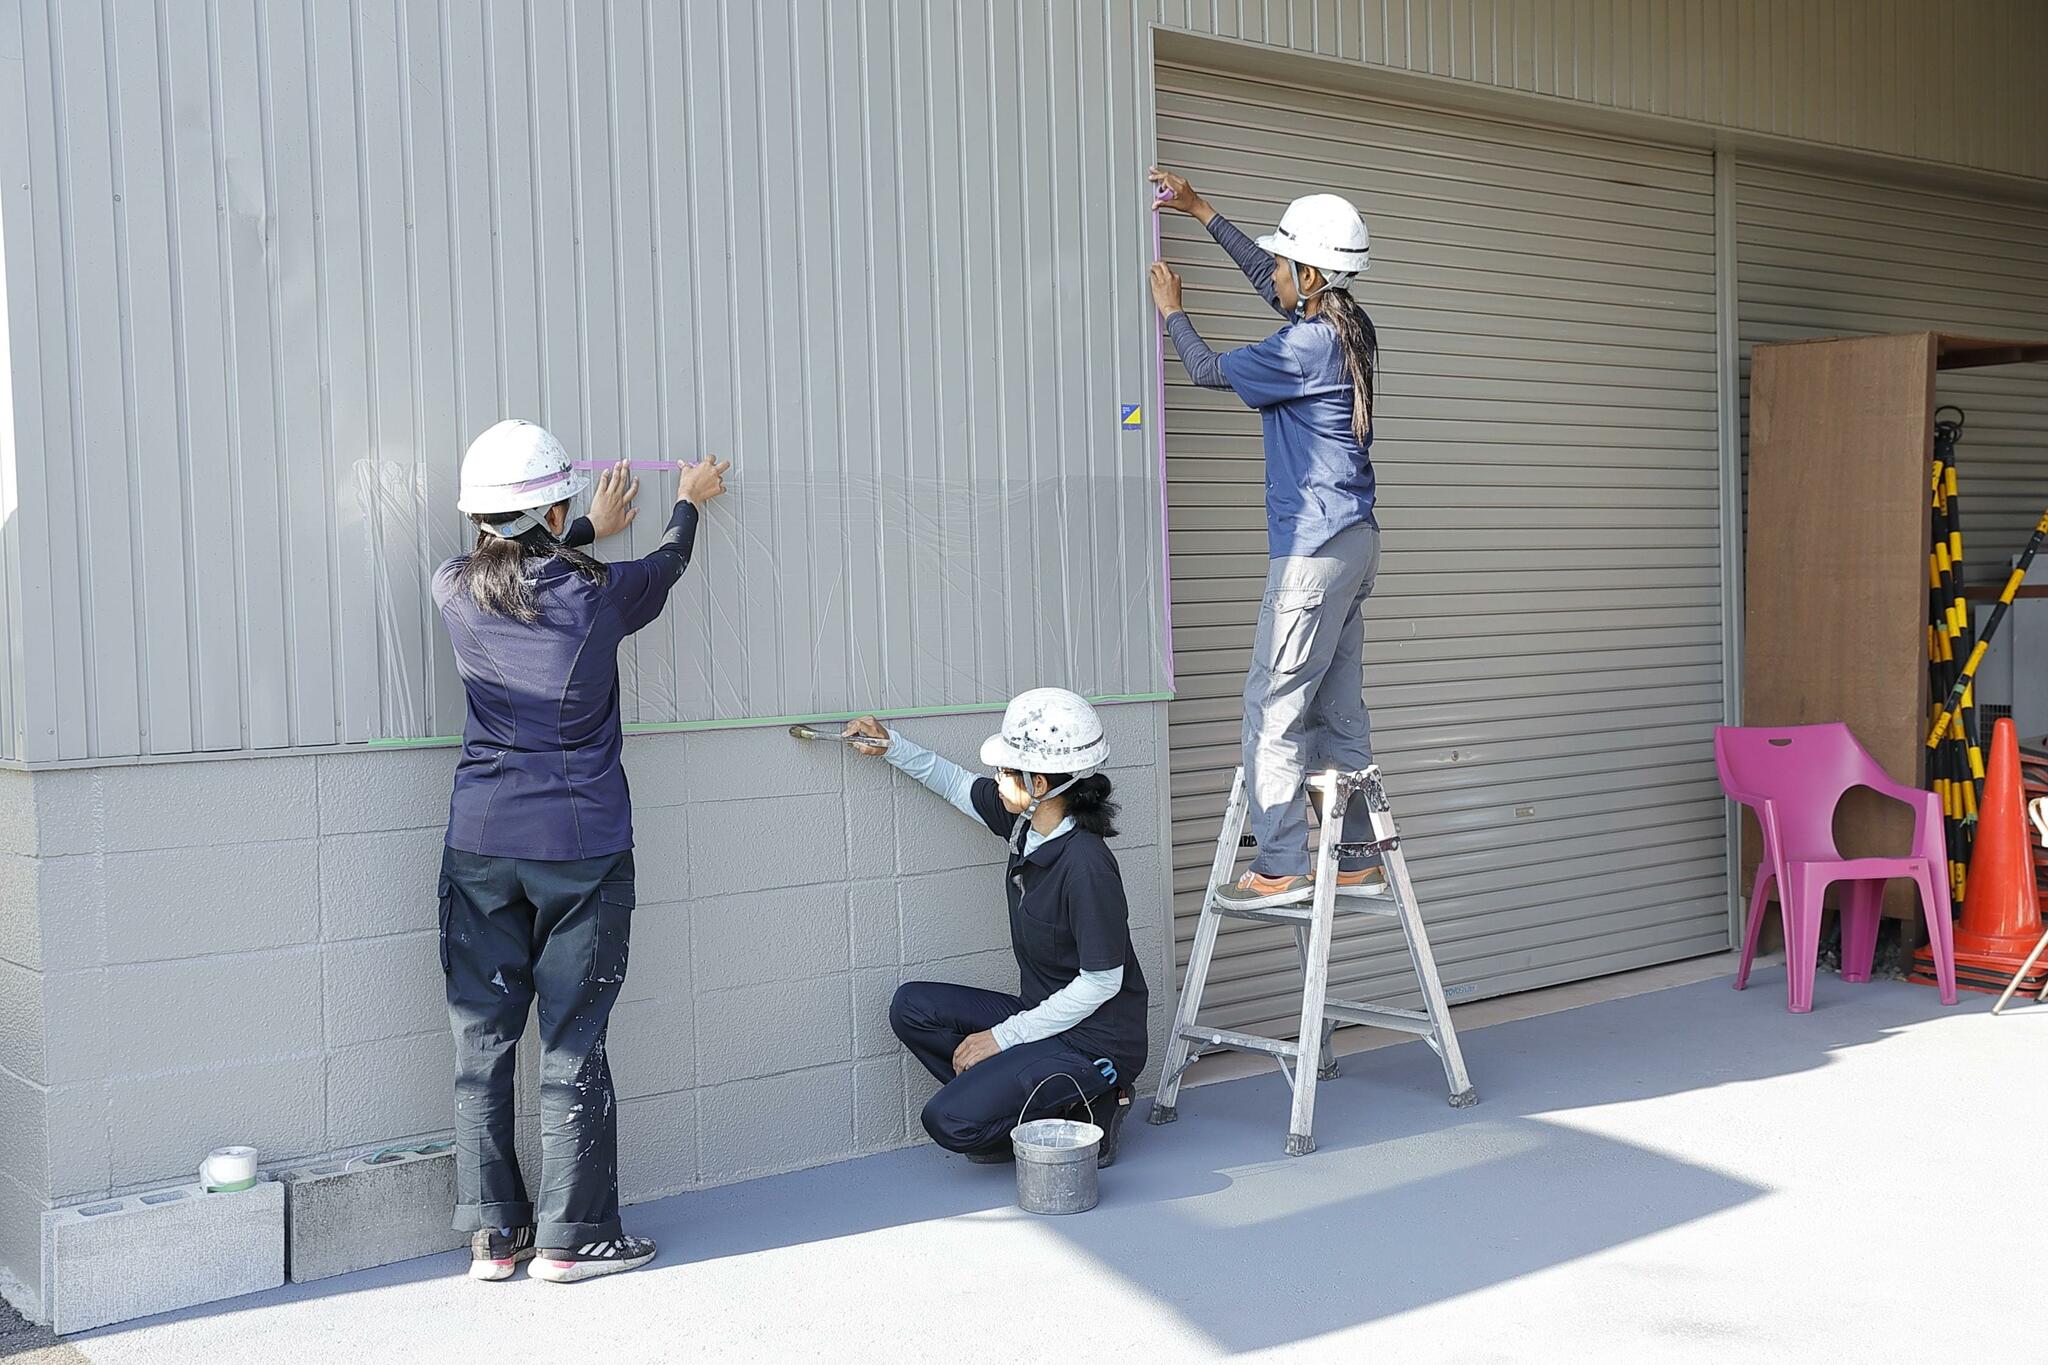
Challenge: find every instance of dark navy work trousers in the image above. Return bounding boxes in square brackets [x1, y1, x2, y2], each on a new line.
[890, 980, 1116, 1153]
[439, 846, 633, 1247]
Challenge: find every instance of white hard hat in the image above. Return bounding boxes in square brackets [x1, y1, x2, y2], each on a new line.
[457, 420, 589, 527]
[979, 688, 1109, 776]
[1256, 193, 1371, 279]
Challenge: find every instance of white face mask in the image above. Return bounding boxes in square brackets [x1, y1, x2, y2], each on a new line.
[1004, 770, 1082, 853]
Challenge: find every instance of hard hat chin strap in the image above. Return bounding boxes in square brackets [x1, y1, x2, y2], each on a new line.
[479, 510, 547, 540]
[1009, 772, 1083, 854]
[1288, 259, 1358, 322]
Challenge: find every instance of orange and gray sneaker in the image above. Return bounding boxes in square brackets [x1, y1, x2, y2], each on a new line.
[1215, 870, 1315, 909]
[1334, 866, 1390, 897]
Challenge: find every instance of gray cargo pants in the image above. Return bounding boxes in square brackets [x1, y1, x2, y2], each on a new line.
[1242, 520, 1383, 878]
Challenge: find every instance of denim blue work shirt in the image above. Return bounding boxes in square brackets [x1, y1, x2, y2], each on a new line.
[1165, 212, 1378, 559]
[432, 501, 699, 860]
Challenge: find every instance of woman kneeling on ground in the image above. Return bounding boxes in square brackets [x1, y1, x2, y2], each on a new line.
[845, 689, 1148, 1166]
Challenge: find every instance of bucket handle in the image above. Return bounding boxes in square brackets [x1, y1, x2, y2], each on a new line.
[1018, 1073, 1094, 1133]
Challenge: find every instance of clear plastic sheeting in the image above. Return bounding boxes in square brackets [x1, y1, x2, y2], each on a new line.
[368, 464, 1170, 744]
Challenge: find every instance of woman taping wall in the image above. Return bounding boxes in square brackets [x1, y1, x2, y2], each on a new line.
[1149, 168, 1388, 911]
[433, 419, 728, 1285]
[845, 690, 1147, 1166]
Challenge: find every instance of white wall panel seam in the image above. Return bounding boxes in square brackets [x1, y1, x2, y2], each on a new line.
[39, 0, 77, 759]
[0, 0, 26, 759]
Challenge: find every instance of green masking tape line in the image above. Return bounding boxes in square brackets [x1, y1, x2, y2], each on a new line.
[367, 691, 1175, 749]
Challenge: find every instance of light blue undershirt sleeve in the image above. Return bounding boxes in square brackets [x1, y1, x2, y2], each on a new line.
[990, 966, 1124, 1051]
[881, 731, 983, 824]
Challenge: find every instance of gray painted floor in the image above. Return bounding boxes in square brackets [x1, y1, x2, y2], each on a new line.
[53, 967, 2042, 1363]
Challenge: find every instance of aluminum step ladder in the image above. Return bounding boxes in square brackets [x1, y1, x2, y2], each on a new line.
[1148, 765, 1476, 1155]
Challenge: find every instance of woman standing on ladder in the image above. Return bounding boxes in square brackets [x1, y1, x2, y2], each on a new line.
[1149, 167, 1385, 910]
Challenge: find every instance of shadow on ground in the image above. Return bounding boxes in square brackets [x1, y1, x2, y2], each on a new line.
[70, 965, 1979, 1355]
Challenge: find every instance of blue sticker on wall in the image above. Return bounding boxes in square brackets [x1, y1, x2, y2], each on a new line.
[1120, 404, 1142, 429]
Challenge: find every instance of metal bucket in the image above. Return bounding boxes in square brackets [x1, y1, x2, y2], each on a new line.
[1012, 1075, 1102, 1216]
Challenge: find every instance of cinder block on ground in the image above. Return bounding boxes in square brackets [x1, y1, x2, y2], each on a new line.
[281, 1151, 462, 1283]
[40, 1180, 284, 1335]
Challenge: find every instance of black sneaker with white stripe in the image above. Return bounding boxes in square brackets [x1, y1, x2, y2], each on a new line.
[469, 1226, 535, 1282]
[530, 1233, 658, 1283]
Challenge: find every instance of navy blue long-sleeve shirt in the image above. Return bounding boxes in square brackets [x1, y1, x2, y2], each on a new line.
[433, 500, 700, 860]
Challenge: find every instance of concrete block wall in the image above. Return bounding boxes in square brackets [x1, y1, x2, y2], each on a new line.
[0, 702, 1171, 1309]
[0, 768, 47, 1309]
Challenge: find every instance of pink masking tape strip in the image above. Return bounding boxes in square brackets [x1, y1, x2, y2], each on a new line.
[1152, 182, 1176, 689]
[570, 460, 700, 470]
[501, 469, 577, 495]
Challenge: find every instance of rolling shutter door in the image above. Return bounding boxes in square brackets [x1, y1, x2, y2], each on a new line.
[1737, 160, 2048, 568]
[1157, 64, 1731, 1039]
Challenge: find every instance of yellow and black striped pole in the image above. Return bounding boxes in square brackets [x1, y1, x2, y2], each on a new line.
[1938, 420, 1986, 792]
[1927, 408, 1977, 893]
[1928, 507, 2048, 749]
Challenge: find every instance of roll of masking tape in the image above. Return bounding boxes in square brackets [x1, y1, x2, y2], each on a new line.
[198, 1145, 259, 1193]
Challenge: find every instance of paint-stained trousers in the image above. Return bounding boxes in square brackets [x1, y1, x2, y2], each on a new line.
[890, 981, 1117, 1154]
[1244, 520, 1384, 878]
[439, 846, 633, 1248]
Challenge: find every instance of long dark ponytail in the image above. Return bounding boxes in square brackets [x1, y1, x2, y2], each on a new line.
[1317, 286, 1379, 447]
[1040, 772, 1120, 840]
[459, 503, 607, 622]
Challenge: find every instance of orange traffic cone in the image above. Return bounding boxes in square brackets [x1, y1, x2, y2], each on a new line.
[1913, 717, 2048, 993]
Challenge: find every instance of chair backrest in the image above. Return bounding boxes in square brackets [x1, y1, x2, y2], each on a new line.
[1714, 723, 1893, 862]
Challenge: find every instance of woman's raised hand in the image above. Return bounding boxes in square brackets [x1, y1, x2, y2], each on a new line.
[585, 461, 641, 539]
[677, 458, 731, 508]
[1149, 261, 1185, 318]
[1148, 166, 1209, 220]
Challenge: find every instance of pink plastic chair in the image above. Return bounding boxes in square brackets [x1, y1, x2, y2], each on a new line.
[1715, 723, 1958, 1012]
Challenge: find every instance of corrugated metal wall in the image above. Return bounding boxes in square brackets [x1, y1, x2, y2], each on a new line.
[4, 1, 2048, 764]
[1158, 62, 1728, 1033]
[1156, 0, 2048, 182]
[1737, 160, 2048, 568]
[0, 0, 1166, 762]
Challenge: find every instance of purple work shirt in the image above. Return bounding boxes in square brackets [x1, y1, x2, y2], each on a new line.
[432, 501, 699, 860]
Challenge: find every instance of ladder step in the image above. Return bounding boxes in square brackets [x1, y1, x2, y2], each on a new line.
[1175, 1025, 1303, 1061]
[1321, 1001, 1436, 1036]
[1209, 893, 1398, 925]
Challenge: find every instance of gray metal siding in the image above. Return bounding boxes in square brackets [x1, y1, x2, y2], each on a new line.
[1158, 62, 1728, 1036]
[1736, 160, 2048, 569]
[0, 0, 1167, 762]
[1155, 0, 2048, 182]
[5, 3, 2048, 767]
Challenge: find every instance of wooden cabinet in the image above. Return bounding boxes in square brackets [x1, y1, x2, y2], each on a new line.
[1744, 332, 2048, 924]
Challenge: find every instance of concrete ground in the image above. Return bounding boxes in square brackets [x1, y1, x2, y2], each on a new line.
[37, 961, 2042, 1364]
